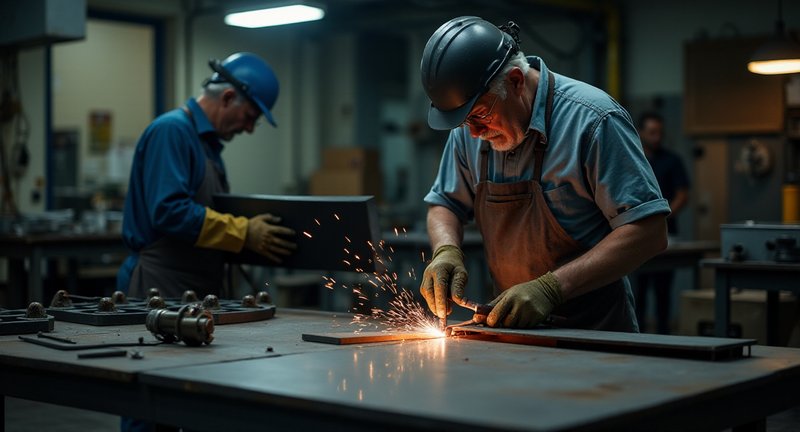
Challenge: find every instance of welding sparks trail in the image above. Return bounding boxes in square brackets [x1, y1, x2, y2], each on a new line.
[307, 211, 442, 338]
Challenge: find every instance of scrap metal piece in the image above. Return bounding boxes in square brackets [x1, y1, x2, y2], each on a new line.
[146, 304, 214, 346]
[37, 331, 75, 344]
[77, 349, 127, 359]
[50, 290, 72, 308]
[25, 302, 47, 319]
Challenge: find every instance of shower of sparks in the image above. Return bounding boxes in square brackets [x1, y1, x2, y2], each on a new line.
[297, 212, 443, 338]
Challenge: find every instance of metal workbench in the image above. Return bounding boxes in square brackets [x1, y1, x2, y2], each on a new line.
[2, 309, 800, 431]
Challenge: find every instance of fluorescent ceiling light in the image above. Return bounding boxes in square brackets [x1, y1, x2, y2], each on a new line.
[225, 4, 325, 28]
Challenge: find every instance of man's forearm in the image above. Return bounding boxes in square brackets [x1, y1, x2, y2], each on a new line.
[553, 213, 668, 300]
[427, 205, 464, 251]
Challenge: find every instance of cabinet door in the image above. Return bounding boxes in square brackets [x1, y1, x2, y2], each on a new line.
[684, 37, 784, 136]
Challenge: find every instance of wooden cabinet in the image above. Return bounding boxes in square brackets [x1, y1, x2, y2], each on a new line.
[684, 37, 785, 136]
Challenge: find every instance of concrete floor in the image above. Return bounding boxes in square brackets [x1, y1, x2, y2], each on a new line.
[5, 397, 800, 431]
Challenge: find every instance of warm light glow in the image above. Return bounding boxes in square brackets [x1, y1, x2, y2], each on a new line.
[748, 59, 800, 75]
[225, 5, 325, 28]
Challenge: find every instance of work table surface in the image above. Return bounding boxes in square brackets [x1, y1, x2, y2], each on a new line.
[2, 309, 800, 431]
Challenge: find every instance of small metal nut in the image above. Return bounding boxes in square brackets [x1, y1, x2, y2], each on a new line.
[266, 346, 274, 353]
[181, 290, 198, 304]
[256, 291, 272, 304]
[241, 295, 257, 308]
[97, 297, 117, 312]
[202, 294, 221, 310]
[50, 290, 72, 308]
[111, 291, 127, 304]
[147, 296, 166, 309]
[147, 287, 160, 299]
[26, 302, 47, 319]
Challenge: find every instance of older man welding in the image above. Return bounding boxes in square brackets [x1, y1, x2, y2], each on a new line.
[418, 17, 670, 332]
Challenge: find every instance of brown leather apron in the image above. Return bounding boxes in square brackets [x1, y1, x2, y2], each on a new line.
[128, 108, 229, 299]
[474, 72, 637, 332]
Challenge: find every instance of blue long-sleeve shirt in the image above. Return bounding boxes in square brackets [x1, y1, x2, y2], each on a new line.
[117, 98, 226, 290]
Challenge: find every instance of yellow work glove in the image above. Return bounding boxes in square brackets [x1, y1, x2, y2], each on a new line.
[476, 272, 563, 328]
[244, 213, 297, 263]
[419, 245, 468, 320]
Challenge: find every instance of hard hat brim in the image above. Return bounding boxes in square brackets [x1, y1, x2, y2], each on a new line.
[427, 91, 481, 130]
[252, 98, 277, 127]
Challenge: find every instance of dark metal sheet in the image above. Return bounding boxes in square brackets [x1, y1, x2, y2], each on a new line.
[141, 340, 800, 431]
[302, 331, 442, 345]
[448, 326, 756, 360]
[213, 193, 383, 272]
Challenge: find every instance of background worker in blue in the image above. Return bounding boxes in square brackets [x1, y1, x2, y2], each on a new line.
[117, 52, 296, 299]
[634, 111, 690, 334]
[418, 17, 670, 331]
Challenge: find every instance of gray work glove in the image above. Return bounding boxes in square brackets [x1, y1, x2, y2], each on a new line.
[419, 245, 468, 319]
[474, 272, 563, 328]
[245, 214, 297, 263]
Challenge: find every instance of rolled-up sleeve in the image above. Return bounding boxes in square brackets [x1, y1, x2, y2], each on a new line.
[584, 111, 670, 229]
[424, 130, 477, 223]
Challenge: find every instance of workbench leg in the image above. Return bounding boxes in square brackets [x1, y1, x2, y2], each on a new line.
[27, 248, 44, 305]
[766, 291, 780, 346]
[714, 271, 731, 338]
[732, 417, 766, 432]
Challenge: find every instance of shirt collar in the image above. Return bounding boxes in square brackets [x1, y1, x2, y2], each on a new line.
[527, 56, 551, 137]
[185, 97, 217, 137]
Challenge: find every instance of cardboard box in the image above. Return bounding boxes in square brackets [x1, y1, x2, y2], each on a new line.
[322, 148, 380, 171]
[309, 169, 382, 200]
[678, 289, 798, 345]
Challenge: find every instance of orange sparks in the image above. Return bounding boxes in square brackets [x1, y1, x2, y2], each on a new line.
[314, 218, 321, 226]
[421, 251, 426, 262]
[354, 254, 361, 260]
[344, 248, 350, 254]
[345, 236, 351, 243]
[343, 260, 351, 266]
[303, 231, 313, 238]
[334, 213, 340, 220]
[394, 227, 399, 236]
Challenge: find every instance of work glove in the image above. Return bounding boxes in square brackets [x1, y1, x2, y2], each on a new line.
[244, 213, 297, 263]
[419, 245, 468, 320]
[475, 272, 563, 328]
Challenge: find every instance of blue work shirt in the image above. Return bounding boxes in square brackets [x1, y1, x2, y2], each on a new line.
[117, 98, 226, 291]
[424, 57, 670, 249]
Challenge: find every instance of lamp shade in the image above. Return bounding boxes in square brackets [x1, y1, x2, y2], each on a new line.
[748, 36, 800, 75]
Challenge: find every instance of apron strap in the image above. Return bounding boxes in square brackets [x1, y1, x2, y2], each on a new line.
[479, 141, 490, 182]
[533, 71, 556, 182]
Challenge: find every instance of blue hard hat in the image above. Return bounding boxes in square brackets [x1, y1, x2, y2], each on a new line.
[206, 52, 279, 127]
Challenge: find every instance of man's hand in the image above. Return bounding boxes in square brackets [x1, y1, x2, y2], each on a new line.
[475, 272, 563, 328]
[419, 245, 468, 319]
[245, 214, 296, 263]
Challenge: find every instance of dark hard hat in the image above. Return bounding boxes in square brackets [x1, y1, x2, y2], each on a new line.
[206, 52, 279, 127]
[420, 16, 519, 130]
